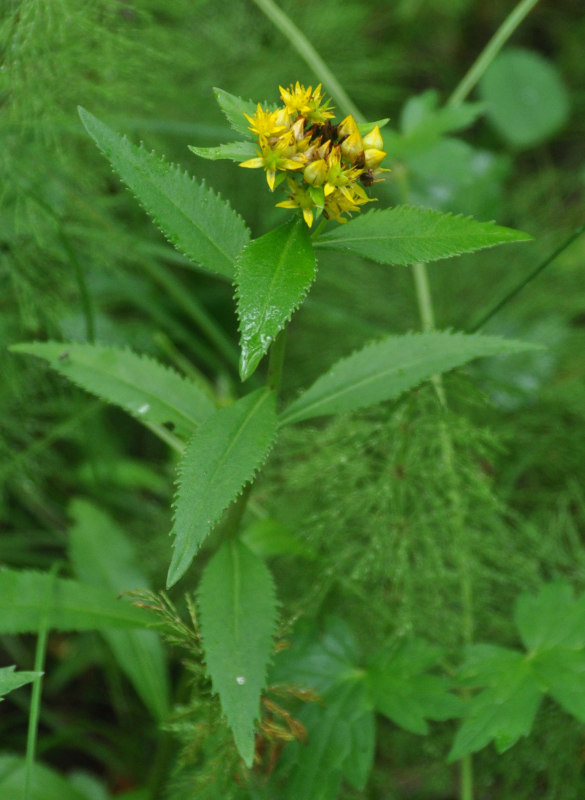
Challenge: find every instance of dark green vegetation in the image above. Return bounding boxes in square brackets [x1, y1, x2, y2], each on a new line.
[2, 1, 585, 799]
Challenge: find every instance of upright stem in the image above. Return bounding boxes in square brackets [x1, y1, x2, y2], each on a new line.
[266, 328, 288, 396]
[251, 0, 363, 121]
[447, 0, 540, 107]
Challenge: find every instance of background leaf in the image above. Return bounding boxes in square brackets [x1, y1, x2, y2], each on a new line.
[198, 538, 278, 767]
[280, 330, 538, 425]
[167, 389, 278, 587]
[78, 107, 249, 279]
[0, 666, 42, 701]
[479, 48, 570, 147]
[68, 499, 170, 720]
[448, 653, 542, 761]
[236, 218, 318, 381]
[314, 205, 531, 266]
[0, 756, 88, 800]
[514, 581, 585, 652]
[366, 639, 462, 735]
[0, 569, 152, 633]
[10, 342, 214, 439]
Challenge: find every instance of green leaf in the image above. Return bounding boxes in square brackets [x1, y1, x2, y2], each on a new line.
[281, 681, 372, 800]
[479, 48, 570, 147]
[198, 539, 278, 767]
[356, 117, 390, 135]
[280, 330, 538, 426]
[0, 756, 88, 800]
[0, 666, 42, 700]
[448, 652, 542, 761]
[167, 390, 278, 587]
[213, 87, 268, 137]
[400, 90, 484, 137]
[10, 342, 214, 439]
[78, 107, 249, 279]
[189, 141, 257, 163]
[236, 218, 318, 381]
[314, 205, 532, 266]
[270, 615, 361, 694]
[366, 639, 462, 735]
[68, 499, 170, 720]
[241, 518, 316, 559]
[0, 568, 152, 633]
[533, 648, 585, 723]
[514, 580, 585, 652]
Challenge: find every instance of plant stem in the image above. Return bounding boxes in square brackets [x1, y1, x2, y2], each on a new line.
[447, 0, 540, 107]
[59, 227, 95, 343]
[266, 328, 288, 396]
[469, 223, 585, 332]
[24, 568, 57, 800]
[250, 0, 363, 121]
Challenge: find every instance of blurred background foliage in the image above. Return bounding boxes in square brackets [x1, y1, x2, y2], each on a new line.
[1, 0, 585, 798]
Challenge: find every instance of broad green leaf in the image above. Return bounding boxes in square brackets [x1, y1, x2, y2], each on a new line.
[189, 141, 257, 163]
[0, 756, 88, 800]
[270, 615, 361, 694]
[479, 48, 570, 147]
[198, 539, 278, 767]
[314, 205, 531, 266]
[281, 681, 371, 800]
[0, 666, 42, 700]
[167, 389, 278, 587]
[455, 643, 525, 687]
[533, 648, 585, 723]
[280, 330, 538, 426]
[10, 342, 214, 439]
[514, 580, 585, 652]
[241, 518, 316, 559]
[68, 499, 170, 720]
[400, 90, 484, 137]
[78, 107, 249, 279]
[366, 639, 462, 735]
[236, 218, 318, 381]
[448, 654, 542, 761]
[0, 568, 152, 633]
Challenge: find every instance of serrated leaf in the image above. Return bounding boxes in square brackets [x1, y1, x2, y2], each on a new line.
[189, 141, 257, 163]
[198, 539, 278, 767]
[0, 568, 152, 633]
[448, 654, 542, 761]
[236, 218, 317, 381]
[514, 580, 585, 653]
[280, 330, 538, 426]
[78, 107, 249, 279]
[167, 390, 278, 587]
[533, 648, 585, 723]
[367, 639, 462, 735]
[314, 205, 531, 266]
[10, 341, 214, 439]
[68, 499, 170, 720]
[0, 666, 42, 700]
[213, 87, 277, 137]
[0, 756, 88, 800]
[456, 643, 524, 687]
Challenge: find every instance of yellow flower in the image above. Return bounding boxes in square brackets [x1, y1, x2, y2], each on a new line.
[237, 82, 387, 225]
[239, 142, 304, 191]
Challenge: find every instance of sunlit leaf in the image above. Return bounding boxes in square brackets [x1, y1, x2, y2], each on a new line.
[315, 205, 531, 266]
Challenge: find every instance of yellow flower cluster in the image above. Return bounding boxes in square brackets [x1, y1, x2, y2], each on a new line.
[239, 82, 387, 227]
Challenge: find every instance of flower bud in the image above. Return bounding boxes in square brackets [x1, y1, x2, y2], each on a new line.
[303, 159, 328, 186]
[362, 125, 383, 150]
[364, 148, 386, 169]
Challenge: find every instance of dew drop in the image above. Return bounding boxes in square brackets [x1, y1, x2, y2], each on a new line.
[236, 676, 246, 685]
[137, 403, 150, 414]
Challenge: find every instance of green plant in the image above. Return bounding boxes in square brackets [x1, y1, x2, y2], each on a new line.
[3, 1, 585, 799]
